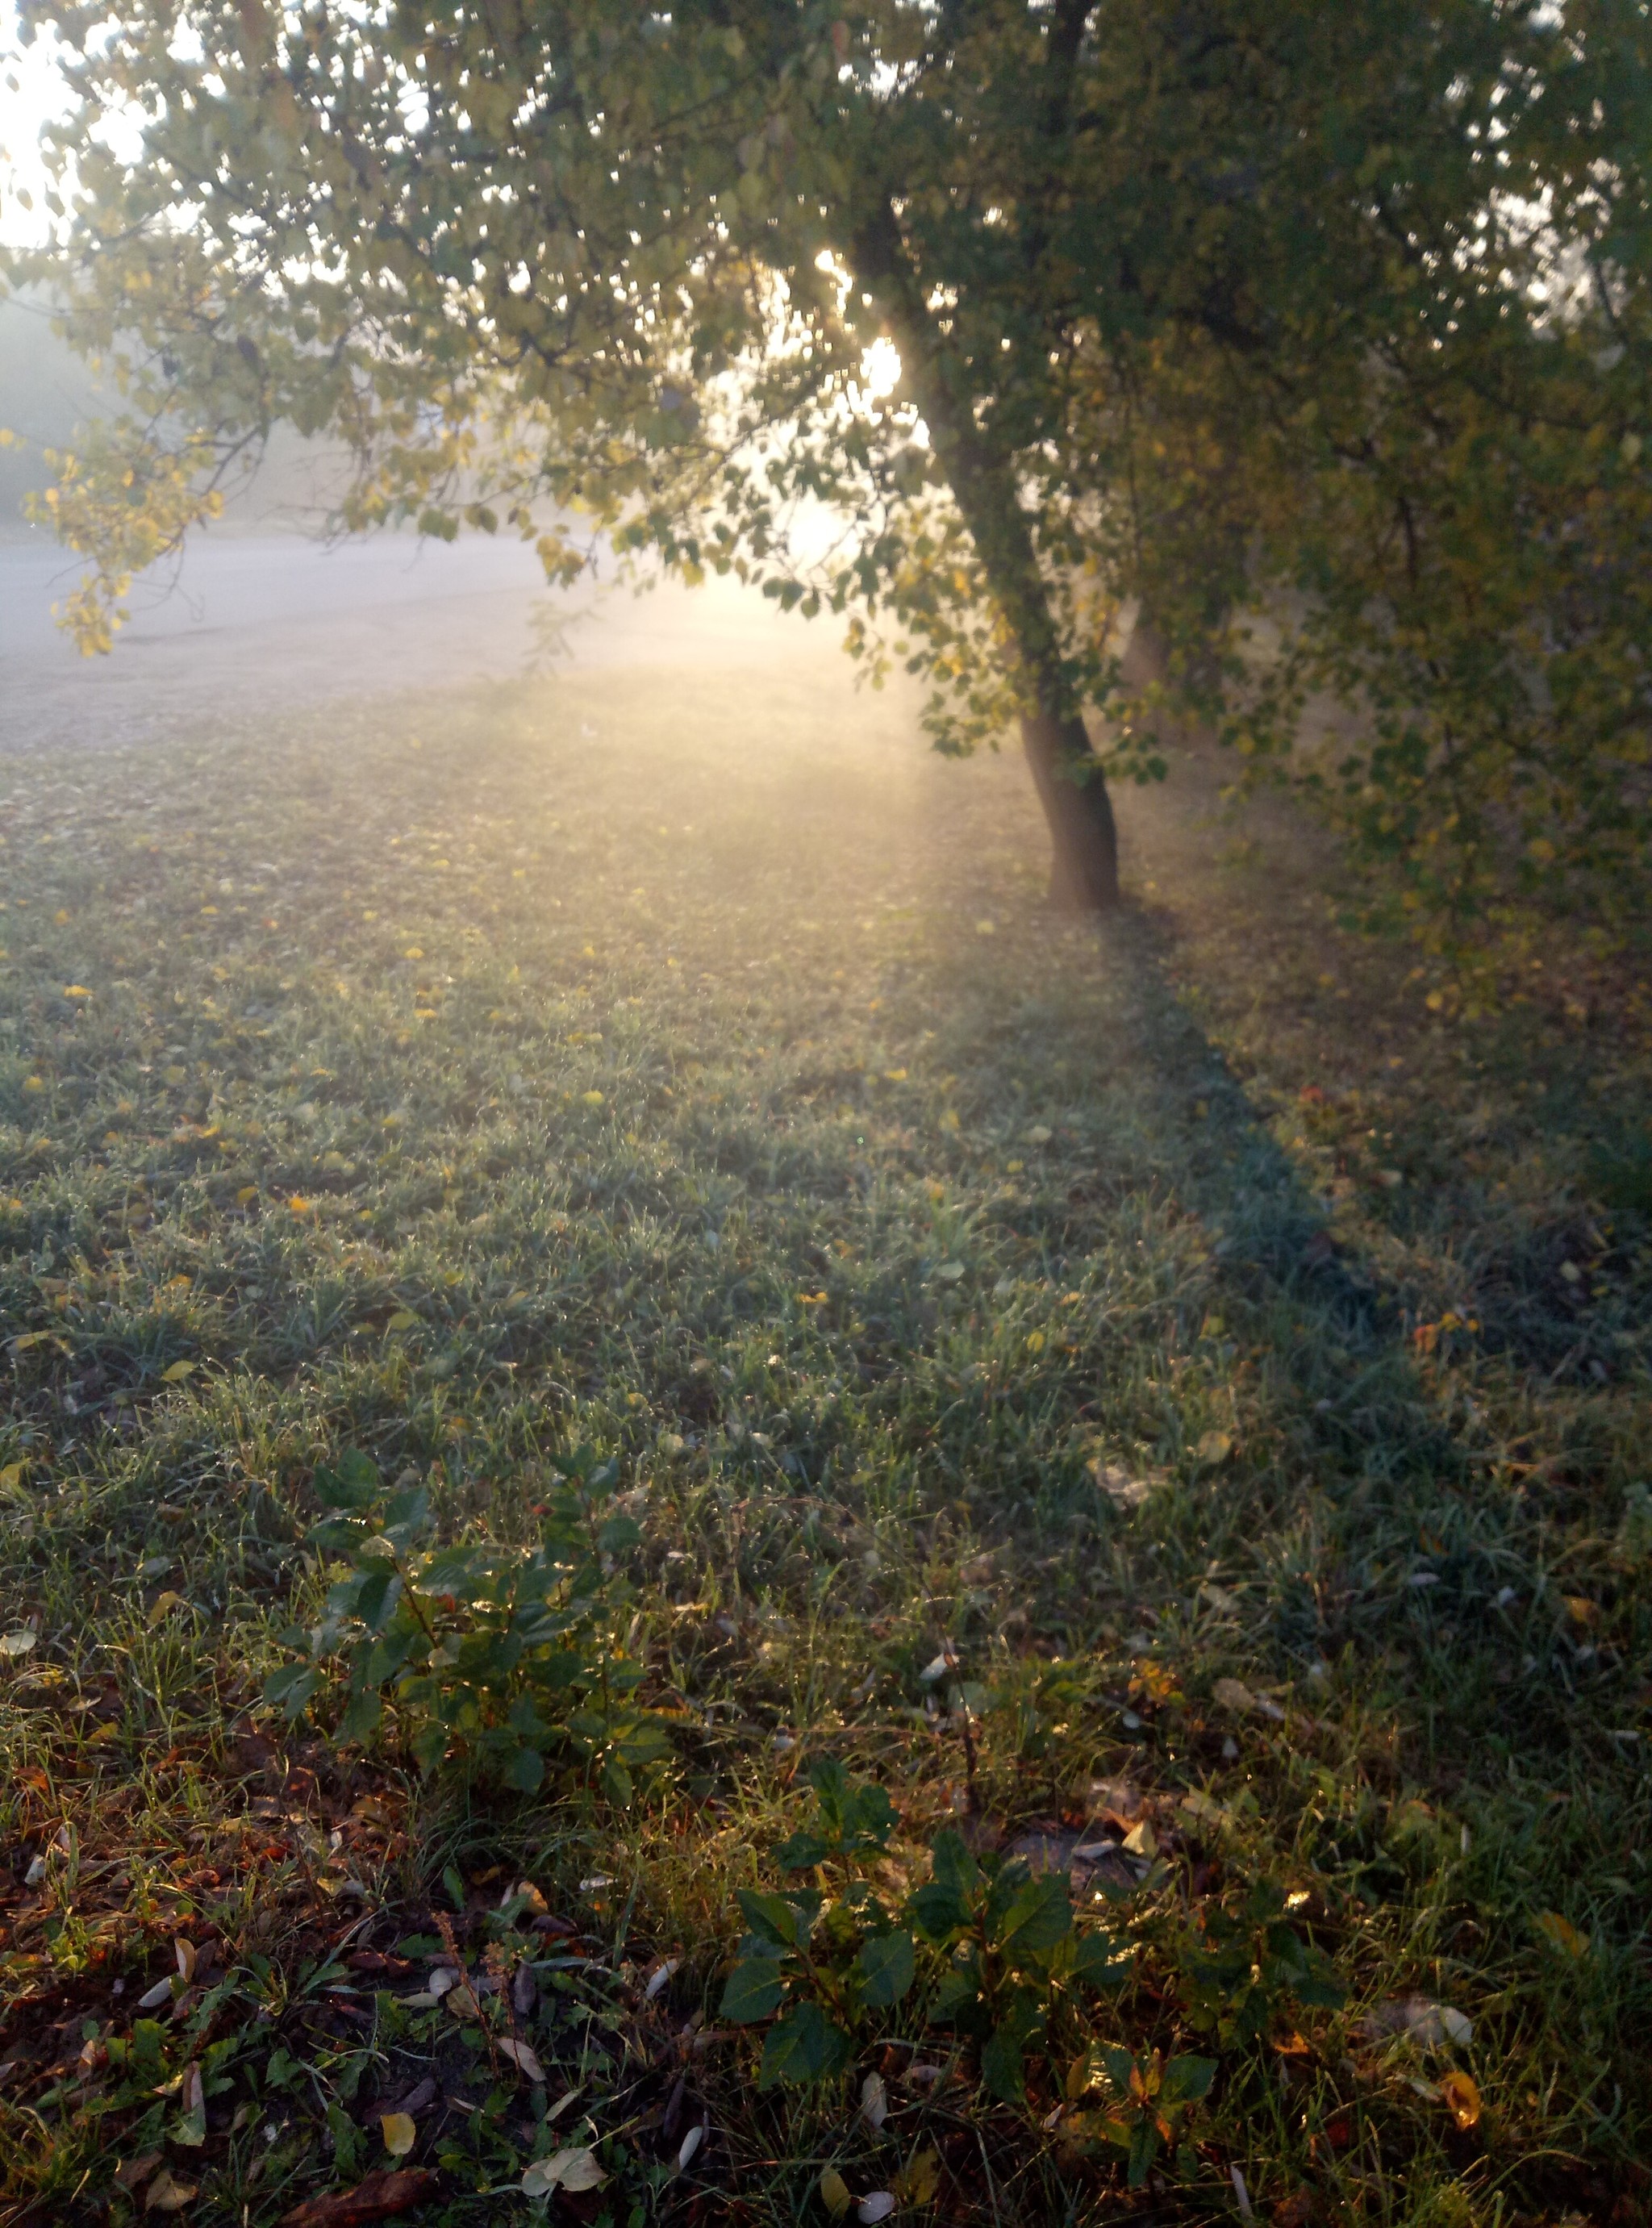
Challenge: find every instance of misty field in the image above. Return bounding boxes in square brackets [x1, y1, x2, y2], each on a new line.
[1, 653, 1648, 2227]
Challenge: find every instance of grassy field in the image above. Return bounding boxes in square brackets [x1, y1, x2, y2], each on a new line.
[1, 639, 1648, 2228]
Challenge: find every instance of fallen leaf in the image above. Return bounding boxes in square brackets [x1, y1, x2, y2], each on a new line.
[1121, 1818, 1158, 1858]
[1439, 2069, 1481, 2130]
[1358, 1997, 1472, 2049]
[145, 2168, 198, 2213]
[1024, 1124, 1052, 1145]
[644, 1957, 680, 2003]
[280, 2169, 439, 2228]
[116, 2155, 161, 2190]
[1212, 1676, 1258, 1714]
[1091, 1462, 1150, 1509]
[380, 2113, 416, 2157]
[136, 1976, 174, 2009]
[160, 1360, 195, 1384]
[1195, 1429, 1233, 1464]
[820, 2167, 853, 2219]
[175, 1938, 198, 1984]
[498, 2036, 546, 2084]
[0, 1629, 37, 1657]
[1536, 1910, 1590, 1958]
[892, 2147, 941, 2205]
[520, 2148, 605, 2197]
[175, 2063, 206, 2147]
[146, 1592, 187, 1627]
[858, 2196, 896, 2226]
[676, 2123, 704, 2171]
[385, 1311, 420, 1333]
[860, 2071, 887, 2130]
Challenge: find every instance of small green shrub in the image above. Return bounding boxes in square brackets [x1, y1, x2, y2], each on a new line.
[721, 1760, 1134, 2102]
[264, 1446, 671, 1800]
[1169, 1878, 1345, 2049]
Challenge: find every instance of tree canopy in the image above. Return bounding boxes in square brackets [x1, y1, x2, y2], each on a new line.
[9, 0, 1650, 928]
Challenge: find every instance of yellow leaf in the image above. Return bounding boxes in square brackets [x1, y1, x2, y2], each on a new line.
[1536, 1910, 1589, 1958]
[892, 2147, 941, 2206]
[146, 1592, 186, 1627]
[1439, 2069, 1480, 2130]
[1195, 1429, 1233, 1464]
[236, 1187, 258, 1206]
[0, 1462, 27, 1491]
[287, 1195, 314, 1214]
[386, 1310, 420, 1332]
[1562, 1596, 1599, 1628]
[381, 2112, 417, 2157]
[819, 2167, 853, 2219]
[144, 2167, 198, 2213]
[160, 1360, 194, 1383]
[62, 984, 92, 999]
[582, 1090, 605, 1106]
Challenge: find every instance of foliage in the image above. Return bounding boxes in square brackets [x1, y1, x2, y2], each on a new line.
[722, 1760, 1133, 2100]
[9, 0, 1652, 922]
[265, 1446, 671, 1802]
[1064, 2045, 1217, 2192]
[1168, 1878, 1344, 2051]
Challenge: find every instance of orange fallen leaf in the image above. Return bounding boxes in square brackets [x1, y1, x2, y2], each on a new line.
[1536, 1910, 1589, 1958]
[1439, 2068, 1480, 2130]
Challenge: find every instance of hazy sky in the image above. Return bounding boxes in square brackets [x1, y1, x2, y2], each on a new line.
[1, 1, 69, 250]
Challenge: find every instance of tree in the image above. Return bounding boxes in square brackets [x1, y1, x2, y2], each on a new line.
[8, 0, 1649, 920]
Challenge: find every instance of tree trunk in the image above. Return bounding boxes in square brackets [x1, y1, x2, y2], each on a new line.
[1020, 706, 1120, 912]
[849, 198, 1123, 914]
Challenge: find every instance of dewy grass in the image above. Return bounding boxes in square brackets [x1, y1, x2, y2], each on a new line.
[0, 648, 1647, 2227]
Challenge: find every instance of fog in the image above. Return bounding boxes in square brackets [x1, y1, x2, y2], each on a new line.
[0, 529, 820, 757]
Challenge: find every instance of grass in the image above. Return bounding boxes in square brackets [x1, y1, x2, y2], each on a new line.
[1, 636, 1648, 2228]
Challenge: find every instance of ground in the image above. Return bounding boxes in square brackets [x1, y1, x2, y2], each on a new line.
[0, 623, 1648, 2228]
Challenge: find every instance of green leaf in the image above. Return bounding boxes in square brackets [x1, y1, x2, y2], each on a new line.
[503, 1742, 545, 1792]
[1100, 2044, 1137, 2095]
[720, 1955, 788, 2023]
[1158, 2054, 1218, 2106]
[774, 1828, 833, 1871]
[736, 1888, 819, 1950]
[980, 2024, 1025, 2103]
[1127, 2113, 1159, 2189]
[758, 2000, 853, 2088]
[853, 1929, 916, 2008]
[929, 1828, 981, 1901]
[1070, 1931, 1133, 1990]
[339, 1687, 382, 1745]
[990, 1871, 1071, 1959]
[382, 1485, 430, 1542]
[600, 1754, 634, 1805]
[313, 1450, 380, 1510]
[410, 1719, 446, 1773]
[262, 1663, 319, 1721]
